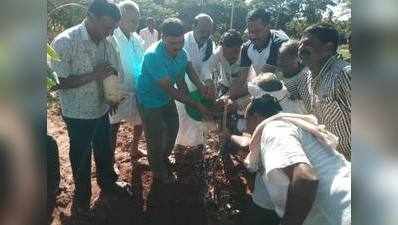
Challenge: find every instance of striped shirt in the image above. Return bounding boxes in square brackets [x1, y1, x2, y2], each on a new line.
[296, 55, 351, 160]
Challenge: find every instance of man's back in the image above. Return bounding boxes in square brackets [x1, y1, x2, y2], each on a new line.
[260, 120, 351, 225]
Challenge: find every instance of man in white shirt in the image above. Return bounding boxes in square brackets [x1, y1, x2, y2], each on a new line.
[139, 17, 159, 50]
[224, 97, 351, 225]
[109, 1, 146, 165]
[201, 29, 249, 133]
[202, 29, 243, 98]
[175, 13, 215, 149]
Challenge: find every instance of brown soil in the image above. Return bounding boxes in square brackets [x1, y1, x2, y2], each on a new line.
[47, 103, 255, 225]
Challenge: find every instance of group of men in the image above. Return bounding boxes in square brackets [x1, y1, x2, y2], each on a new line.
[50, 0, 351, 224]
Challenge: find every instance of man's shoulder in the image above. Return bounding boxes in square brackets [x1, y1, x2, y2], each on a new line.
[270, 29, 289, 46]
[54, 24, 84, 41]
[263, 119, 300, 140]
[330, 58, 351, 81]
[139, 27, 148, 34]
[242, 40, 252, 49]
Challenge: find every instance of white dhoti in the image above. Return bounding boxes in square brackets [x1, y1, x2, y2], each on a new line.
[175, 100, 206, 146]
[109, 93, 142, 125]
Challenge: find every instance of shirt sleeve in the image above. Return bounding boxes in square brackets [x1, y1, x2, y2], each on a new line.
[142, 52, 168, 81]
[240, 42, 252, 68]
[261, 121, 312, 178]
[50, 36, 72, 78]
[334, 66, 351, 112]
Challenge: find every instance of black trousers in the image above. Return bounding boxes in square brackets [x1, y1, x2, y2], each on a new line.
[241, 201, 281, 225]
[63, 114, 117, 206]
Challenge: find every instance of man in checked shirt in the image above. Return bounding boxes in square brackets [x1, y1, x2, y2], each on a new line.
[297, 24, 351, 160]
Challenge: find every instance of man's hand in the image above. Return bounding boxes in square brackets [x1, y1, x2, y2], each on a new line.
[216, 96, 237, 113]
[199, 82, 216, 100]
[94, 63, 118, 81]
[108, 96, 126, 116]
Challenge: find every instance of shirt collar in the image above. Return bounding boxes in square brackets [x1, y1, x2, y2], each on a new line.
[80, 21, 91, 41]
[252, 32, 272, 52]
[114, 27, 130, 43]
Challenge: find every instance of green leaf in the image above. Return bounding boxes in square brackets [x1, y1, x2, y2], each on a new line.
[47, 43, 60, 61]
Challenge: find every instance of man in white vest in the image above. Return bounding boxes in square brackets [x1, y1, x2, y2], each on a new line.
[175, 13, 216, 151]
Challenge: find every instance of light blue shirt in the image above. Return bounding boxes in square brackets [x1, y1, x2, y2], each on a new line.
[111, 27, 144, 91]
[136, 41, 188, 108]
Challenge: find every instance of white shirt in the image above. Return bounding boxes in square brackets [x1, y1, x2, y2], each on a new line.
[139, 27, 159, 50]
[247, 39, 272, 74]
[108, 28, 144, 124]
[253, 120, 351, 225]
[201, 46, 242, 89]
[183, 31, 215, 91]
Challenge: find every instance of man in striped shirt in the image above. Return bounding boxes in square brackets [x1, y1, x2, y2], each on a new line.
[297, 24, 351, 160]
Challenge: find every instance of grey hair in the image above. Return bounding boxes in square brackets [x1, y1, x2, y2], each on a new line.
[279, 39, 300, 56]
[117, 0, 139, 17]
[193, 13, 214, 25]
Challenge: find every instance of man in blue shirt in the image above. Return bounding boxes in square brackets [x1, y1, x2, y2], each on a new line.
[136, 18, 212, 184]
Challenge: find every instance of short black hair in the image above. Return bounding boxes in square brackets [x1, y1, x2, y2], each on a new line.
[246, 96, 282, 118]
[253, 72, 283, 92]
[220, 29, 243, 48]
[247, 9, 271, 25]
[88, 0, 121, 21]
[302, 23, 339, 53]
[161, 18, 184, 37]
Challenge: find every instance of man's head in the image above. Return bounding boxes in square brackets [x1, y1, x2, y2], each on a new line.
[87, 0, 121, 40]
[277, 40, 302, 78]
[245, 96, 282, 133]
[299, 24, 339, 68]
[161, 18, 185, 57]
[192, 13, 214, 45]
[246, 9, 271, 46]
[147, 17, 155, 30]
[220, 29, 243, 64]
[118, 1, 140, 34]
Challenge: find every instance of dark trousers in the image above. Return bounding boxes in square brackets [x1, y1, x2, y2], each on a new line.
[242, 201, 281, 225]
[63, 114, 117, 206]
[138, 102, 179, 180]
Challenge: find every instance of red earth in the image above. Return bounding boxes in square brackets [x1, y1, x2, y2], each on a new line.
[47, 102, 255, 225]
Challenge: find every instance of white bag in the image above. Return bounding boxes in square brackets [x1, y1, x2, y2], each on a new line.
[103, 74, 126, 105]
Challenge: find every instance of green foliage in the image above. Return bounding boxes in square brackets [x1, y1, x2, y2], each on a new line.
[339, 44, 351, 61]
[249, 0, 335, 32]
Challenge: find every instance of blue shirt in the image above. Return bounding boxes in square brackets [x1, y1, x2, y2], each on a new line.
[136, 41, 188, 108]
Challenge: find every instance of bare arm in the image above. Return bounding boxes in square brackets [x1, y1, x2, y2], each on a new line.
[229, 67, 250, 100]
[186, 62, 206, 91]
[157, 76, 209, 115]
[58, 64, 116, 89]
[280, 163, 319, 225]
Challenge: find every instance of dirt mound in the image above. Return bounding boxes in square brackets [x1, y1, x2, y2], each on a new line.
[47, 103, 254, 225]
